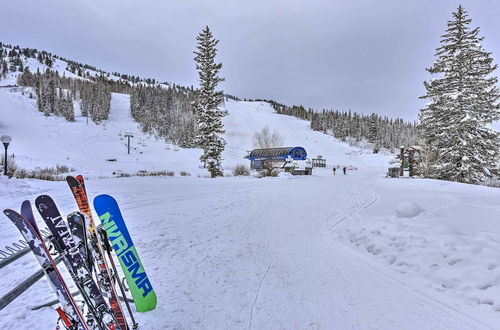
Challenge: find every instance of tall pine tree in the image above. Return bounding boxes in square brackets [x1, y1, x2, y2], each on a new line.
[193, 26, 226, 178]
[419, 6, 500, 184]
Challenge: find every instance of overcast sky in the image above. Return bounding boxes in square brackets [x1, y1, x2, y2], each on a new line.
[1, 0, 499, 121]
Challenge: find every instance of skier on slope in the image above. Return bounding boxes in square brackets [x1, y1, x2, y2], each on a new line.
[332, 167, 336, 175]
[343, 166, 347, 175]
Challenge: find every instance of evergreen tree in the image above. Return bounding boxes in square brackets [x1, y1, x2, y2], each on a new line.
[368, 113, 379, 152]
[193, 26, 226, 178]
[419, 6, 500, 184]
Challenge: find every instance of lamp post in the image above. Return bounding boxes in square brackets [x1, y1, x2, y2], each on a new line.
[1, 135, 12, 176]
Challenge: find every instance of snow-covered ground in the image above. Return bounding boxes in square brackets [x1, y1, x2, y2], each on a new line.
[1, 170, 499, 329]
[1, 87, 500, 329]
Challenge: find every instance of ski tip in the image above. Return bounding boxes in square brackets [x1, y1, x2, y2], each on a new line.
[34, 195, 57, 213]
[35, 194, 53, 204]
[21, 200, 36, 221]
[66, 175, 77, 183]
[3, 208, 26, 221]
[3, 208, 15, 217]
[21, 200, 31, 211]
[66, 175, 83, 188]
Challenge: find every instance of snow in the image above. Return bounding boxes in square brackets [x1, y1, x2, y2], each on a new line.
[0, 87, 499, 329]
[395, 201, 422, 218]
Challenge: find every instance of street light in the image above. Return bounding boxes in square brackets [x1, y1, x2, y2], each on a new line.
[1, 135, 12, 176]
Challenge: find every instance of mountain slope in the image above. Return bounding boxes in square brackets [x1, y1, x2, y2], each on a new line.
[0, 86, 382, 178]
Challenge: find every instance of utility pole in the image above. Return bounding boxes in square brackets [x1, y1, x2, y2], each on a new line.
[124, 132, 133, 154]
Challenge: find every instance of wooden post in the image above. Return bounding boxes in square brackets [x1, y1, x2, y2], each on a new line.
[409, 150, 414, 177]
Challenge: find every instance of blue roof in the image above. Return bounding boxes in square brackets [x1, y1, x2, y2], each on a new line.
[246, 147, 307, 160]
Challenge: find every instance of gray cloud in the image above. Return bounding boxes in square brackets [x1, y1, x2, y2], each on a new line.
[1, 0, 499, 121]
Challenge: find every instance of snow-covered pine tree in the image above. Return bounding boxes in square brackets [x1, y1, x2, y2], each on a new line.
[419, 5, 500, 184]
[193, 26, 226, 178]
[368, 113, 379, 152]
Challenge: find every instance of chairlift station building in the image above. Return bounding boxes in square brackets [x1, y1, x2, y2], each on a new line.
[245, 147, 313, 175]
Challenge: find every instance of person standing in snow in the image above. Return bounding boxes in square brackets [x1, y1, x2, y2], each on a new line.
[343, 167, 347, 175]
[332, 167, 336, 175]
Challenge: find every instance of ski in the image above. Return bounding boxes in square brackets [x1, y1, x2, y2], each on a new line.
[4, 206, 88, 330]
[67, 176, 129, 329]
[67, 211, 93, 272]
[94, 194, 157, 313]
[98, 228, 139, 329]
[35, 195, 119, 330]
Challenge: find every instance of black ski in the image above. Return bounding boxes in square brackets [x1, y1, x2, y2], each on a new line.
[35, 195, 120, 330]
[67, 211, 92, 272]
[4, 206, 88, 330]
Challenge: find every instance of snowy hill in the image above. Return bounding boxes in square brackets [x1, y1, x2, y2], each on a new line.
[0, 42, 161, 86]
[0, 87, 202, 177]
[0, 85, 381, 178]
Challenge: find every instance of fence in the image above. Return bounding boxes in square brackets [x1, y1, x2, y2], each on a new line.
[0, 229, 54, 310]
[0, 225, 131, 311]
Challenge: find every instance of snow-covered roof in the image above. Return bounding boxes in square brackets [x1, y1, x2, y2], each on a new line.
[247, 147, 298, 158]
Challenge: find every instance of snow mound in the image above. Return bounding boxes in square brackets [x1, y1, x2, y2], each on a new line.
[395, 201, 422, 218]
[278, 172, 294, 178]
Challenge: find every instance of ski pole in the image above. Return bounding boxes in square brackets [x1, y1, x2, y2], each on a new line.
[100, 228, 139, 329]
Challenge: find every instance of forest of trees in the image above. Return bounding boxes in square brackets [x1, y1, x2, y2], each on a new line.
[258, 99, 417, 151]
[5, 40, 420, 153]
[130, 85, 197, 147]
[310, 110, 417, 151]
[1, 41, 198, 146]
[0, 42, 158, 85]
[15, 68, 200, 146]
[17, 69, 112, 123]
[2, 41, 421, 155]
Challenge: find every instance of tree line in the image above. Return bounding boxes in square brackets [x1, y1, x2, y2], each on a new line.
[0, 41, 158, 85]
[130, 85, 198, 147]
[311, 110, 417, 151]
[17, 69, 112, 123]
[253, 99, 418, 151]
